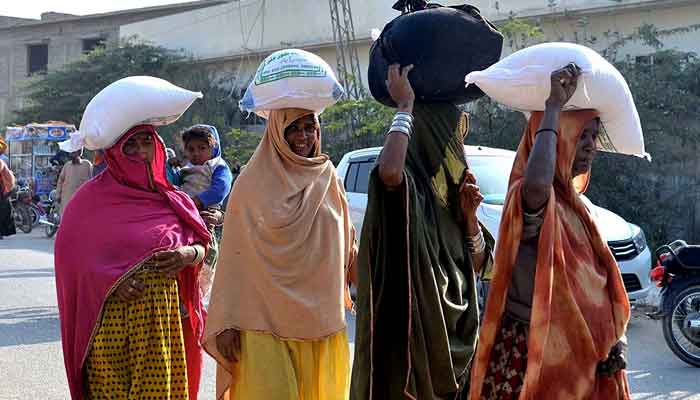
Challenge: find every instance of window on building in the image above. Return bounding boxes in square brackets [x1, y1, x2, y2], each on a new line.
[27, 44, 48, 76]
[82, 37, 106, 54]
[635, 55, 653, 65]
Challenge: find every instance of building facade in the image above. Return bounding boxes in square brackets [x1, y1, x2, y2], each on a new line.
[0, 0, 229, 125]
[120, 0, 700, 97]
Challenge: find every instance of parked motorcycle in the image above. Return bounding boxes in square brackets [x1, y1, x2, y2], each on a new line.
[39, 190, 60, 238]
[9, 184, 35, 234]
[650, 240, 700, 367]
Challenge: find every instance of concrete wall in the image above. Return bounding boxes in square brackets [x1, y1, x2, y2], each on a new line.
[121, 0, 700, 97]
[0, 1, 229, 125]
[467, 0, 696, 20]
[120, 0, 411, 59]
[0, 20, 119, 125]
[0, 16, 35, 29]
[536, 2, 700, 57]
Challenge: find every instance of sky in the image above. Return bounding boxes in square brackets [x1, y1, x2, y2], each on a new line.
[0, 1, 197, 19]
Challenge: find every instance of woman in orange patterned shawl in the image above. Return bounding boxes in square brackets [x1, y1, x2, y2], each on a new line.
[469, 64, 631, 400]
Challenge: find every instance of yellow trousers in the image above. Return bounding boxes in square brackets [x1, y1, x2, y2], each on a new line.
[85, 271, 187, 399]
[230, 330, 350, 400]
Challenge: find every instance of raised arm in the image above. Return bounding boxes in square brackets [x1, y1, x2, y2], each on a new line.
[377, 64, 415, 189]
[522, 63, 581, 212]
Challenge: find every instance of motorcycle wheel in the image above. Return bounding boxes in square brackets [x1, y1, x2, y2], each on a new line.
[14, 206, 33, 234]
[30, 206, 42, 227]
[44, 212, 59, 238]
[662, 285, 700, 368]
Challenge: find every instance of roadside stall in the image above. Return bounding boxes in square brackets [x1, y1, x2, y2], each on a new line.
[4, 123, 75, 197]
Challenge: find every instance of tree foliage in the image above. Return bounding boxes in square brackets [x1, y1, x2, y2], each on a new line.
[13, 38, 240, 154]
[465, 21, 700, 249]
[13, 21, 700, 248]
[221, 128, 261, 165]
[321, 18, 700, 249]
[321, 98, 395, 162]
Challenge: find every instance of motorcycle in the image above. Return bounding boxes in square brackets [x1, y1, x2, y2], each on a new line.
[650, 240, 700, 367]
[9, 184, 35, 234]
[39, 190, 60, 238]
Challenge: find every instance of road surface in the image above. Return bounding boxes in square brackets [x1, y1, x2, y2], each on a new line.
[0, 232, 697, 399]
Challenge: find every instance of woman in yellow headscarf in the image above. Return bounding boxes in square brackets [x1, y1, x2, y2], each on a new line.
[469, 64, 631, 400]
[203, 108, 357, 400]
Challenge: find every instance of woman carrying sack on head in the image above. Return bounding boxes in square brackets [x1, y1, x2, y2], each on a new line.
[203, 108, 358, 400]
[55, 125, 211, 399]
[469, 64, 631, 400]
[351, 64, 495, 400]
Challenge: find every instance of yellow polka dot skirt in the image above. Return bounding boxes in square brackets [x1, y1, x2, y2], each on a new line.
[85, 270, 189, 399]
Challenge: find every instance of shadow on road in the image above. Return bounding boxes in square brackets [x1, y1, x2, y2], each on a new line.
[0, 232, 54, 255]
[0, 268, 55, 279]
[627, 317, 700, 399]
[0, 306, 60, 347]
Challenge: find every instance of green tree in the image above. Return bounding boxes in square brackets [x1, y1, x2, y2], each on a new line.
[321, 97, 395, 162]
[499, 14, 546, 50]
[15, 40, 186, 125]
[221, 128, 262, 165]
[13, 38, 240, 153]
[465, 18, 700, 248]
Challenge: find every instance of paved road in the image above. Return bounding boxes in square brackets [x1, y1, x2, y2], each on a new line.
[0, 232, 697, 399]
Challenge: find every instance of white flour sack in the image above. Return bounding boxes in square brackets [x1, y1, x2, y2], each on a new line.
[61, 76, 202, 151]
[239, 49, 345, 118]
[465, 42, 649, 159]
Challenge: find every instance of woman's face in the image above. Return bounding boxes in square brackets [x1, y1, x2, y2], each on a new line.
[123, 132, 155, 162]
[284, 114, 319, 158]
[572, 118, 600, 177]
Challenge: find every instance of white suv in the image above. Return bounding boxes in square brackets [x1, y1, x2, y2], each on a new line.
[337, 146, 653, 303]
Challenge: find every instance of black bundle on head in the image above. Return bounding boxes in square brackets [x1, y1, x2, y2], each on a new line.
[392, 0, 428, 13]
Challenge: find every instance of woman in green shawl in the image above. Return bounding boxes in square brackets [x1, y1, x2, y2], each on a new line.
[350, 64, 494, 400]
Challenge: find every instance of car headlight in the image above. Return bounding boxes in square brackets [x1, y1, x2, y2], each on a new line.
[631, 225, 647, 253]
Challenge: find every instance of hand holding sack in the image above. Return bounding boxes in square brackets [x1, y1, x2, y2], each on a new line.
[60, 76, 202, 151]
[239, 49, 345, 118]
[465, 42, 649, 159]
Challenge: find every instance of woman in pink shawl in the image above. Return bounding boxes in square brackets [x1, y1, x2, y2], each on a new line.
[54, 125, 211, 399]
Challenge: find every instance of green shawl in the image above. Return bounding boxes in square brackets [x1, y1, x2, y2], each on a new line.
[351, 103, 493, 400]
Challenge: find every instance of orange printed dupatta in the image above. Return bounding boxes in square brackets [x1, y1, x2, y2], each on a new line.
[469, 110, 631, 400]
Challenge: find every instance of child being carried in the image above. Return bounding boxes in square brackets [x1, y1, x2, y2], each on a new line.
[178, 125, 233, 298]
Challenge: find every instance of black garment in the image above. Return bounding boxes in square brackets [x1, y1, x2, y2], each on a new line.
[351, 103, 494, 400]
[0, 194, 16, 237]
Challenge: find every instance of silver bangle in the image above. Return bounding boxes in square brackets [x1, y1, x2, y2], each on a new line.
[466, 228, 486, 254]
[387, 111, 414, 138]
[191, 245, 202, 264]
[472, 243, 486, 255]
[388, 126, 411, 137]
[393, 115, 413, 124]
[390, 120, 412, 132]
[465, 227, 483, 244]
[467, 238, 486, 254]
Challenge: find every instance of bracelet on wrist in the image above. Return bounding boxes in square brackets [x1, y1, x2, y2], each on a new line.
[387, 111, 414, 138]
[191, 246, 201, 264]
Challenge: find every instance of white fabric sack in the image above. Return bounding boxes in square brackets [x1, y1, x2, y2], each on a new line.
[60, 76, 202, 151]
[465, 42, 648, 159]
[240, 49, 344, 118]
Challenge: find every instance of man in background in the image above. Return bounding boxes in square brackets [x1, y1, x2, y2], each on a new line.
[56, 149, 92, 215]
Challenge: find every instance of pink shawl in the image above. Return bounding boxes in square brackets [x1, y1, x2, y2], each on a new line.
[54, 125, 211, 399]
